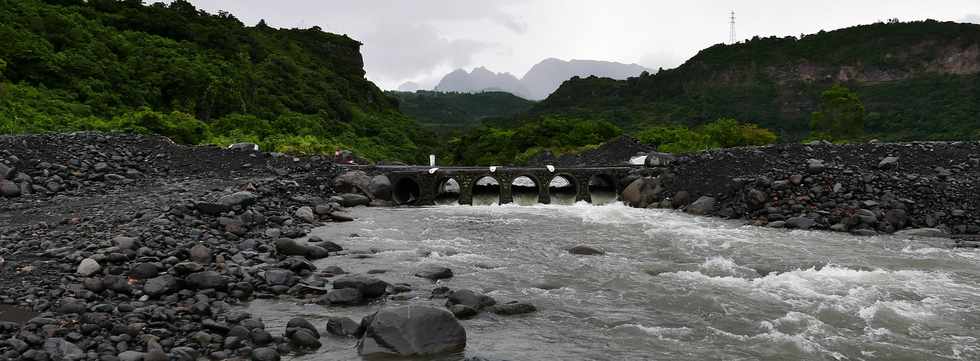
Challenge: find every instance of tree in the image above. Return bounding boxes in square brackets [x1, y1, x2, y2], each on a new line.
[809, 85, 865, 141]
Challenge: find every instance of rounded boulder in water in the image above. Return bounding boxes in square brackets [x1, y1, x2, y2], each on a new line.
[357, 305, 466, 356]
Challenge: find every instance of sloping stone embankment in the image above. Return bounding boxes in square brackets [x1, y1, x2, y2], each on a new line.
[623, 141, 980, 245]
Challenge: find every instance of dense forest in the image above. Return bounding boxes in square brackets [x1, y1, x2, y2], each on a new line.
[3, 1, 978, 166]
[0, 0, 436, 161]
[386, 90, 535, 133]
[534, 20, 980, 141]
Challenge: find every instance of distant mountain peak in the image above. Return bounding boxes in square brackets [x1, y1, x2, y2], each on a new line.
[431, 58, 650, 100]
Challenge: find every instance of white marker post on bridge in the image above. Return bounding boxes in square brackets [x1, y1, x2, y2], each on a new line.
[429, 154, 436, 167]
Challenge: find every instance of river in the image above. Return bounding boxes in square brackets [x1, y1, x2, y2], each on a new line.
[246, 203, 980, 361]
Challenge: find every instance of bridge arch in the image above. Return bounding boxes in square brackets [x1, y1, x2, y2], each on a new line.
[548, 173, 580, 205]
[588, 173, 619, 205]
[472, 175, 501, 205]
[392, 176, 422, 205]
[434, 177, 462, 205]
[510, 175, 541, 205]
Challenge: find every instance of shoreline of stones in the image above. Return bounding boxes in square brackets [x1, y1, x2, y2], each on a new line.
[0, 133, 537, 361]
[622, 141, 980, 247]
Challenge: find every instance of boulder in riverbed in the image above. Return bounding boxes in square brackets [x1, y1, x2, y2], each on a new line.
[685, 196, 716, 215]
[326, 317, 361, 337]
[334, 170, 371, 194]
[333, 274, 389, 298]
[357, 305, 466, 356]
[414, 265, 453, 280]
[369, 175, 392, 200]
[77, 258, 101, 276]
[622, 177, 660, 208]
[487, 301, 537, 315]
[568, 245, 605, 255]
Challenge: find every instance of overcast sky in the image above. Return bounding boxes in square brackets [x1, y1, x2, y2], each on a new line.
[187, 0, 980, 90]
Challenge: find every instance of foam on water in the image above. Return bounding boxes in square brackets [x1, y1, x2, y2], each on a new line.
[276, 202, 980, 360]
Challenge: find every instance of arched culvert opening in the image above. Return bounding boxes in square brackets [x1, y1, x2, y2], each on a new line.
[549, 175, 578, 205]
[511, 176, 539, 206]
[472, 176, 500, 205]
[435, 178, 461, 205]
[393, 177, 421, 205]
[588, 174, 617, 205]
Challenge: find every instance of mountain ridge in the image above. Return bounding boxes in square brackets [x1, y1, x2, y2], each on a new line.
[431, 58, 650, 100]
[532, 20, 980, 140]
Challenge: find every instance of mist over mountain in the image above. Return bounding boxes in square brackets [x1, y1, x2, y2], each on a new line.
[397, 81, 422, 91]
[432, 59, 650, 100]
[521, 58, 650, 100]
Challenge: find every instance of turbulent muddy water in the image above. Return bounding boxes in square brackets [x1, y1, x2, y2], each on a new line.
[247, 203, 980, 361]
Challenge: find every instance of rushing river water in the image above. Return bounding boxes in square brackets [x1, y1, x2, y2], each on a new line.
[247, 203, 980, 361]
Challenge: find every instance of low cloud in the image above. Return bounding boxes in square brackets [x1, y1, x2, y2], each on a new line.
[360, 24, 492, 87]
[963, 14, 980, 24]
[639, 51, 685, 72]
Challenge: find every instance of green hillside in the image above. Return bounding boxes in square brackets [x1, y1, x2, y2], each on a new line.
[0, 0, 435, 161]
[533, 20, 980, 141]
[387, 90, 535, 132]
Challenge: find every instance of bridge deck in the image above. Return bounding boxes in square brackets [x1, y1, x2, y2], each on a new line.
[340, 165, 636, 205]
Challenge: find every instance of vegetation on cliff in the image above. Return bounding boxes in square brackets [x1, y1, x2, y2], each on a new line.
[533, 20, 980, 141]
[0, 0, 435, 161]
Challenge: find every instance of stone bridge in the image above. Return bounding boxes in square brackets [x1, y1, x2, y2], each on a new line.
[343, 165, 634, 205]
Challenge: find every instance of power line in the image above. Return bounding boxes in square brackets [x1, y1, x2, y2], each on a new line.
[729, 11, 736, 44]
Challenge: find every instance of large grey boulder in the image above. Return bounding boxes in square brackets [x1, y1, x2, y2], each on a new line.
[878, 156, 899, 169]
[446, 289, 496, 310]
[806, 159, 826, 173]
[622, 177, 660, 208]
[0, 180, 21, 198]
[414, 265, 453, 281]
[77, 258, 101, 276]
[334, 170, 371, 195]
[357, 305, 466, 356]
[275, 238, 309, 256]
[685, 196, 716, 215]
[368, 175, 392, 200]
[295, 206, 316, 223]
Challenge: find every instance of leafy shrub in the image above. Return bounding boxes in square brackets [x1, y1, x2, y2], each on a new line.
[635, 118, 778, 153]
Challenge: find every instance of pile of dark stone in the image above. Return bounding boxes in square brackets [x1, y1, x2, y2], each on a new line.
[526, 135, 655, 167]
[0, 132, 536, 360]
[622, 141, 980, 245]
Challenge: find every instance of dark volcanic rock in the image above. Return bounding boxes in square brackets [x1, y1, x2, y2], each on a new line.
[487, 302, 537, 315]
[414, 265, 454, 280]
[325, 317, 361, 337]
[568, 245, 605, 255]
[357, 305, 466, 356]
[446, 289, 496, 310]
[333, 274, 389, 298]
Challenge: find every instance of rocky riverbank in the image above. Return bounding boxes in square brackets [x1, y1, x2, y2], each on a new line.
[623, 141, 980, 246]
[0, 133, 533, 361]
